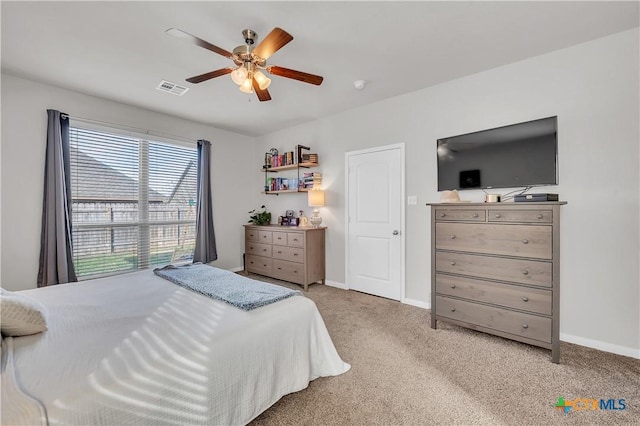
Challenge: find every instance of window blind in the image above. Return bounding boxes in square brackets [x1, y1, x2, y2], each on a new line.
[69, 127, 198, 278]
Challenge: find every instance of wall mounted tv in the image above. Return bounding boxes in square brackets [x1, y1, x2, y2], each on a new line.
[437, 116, 558, 191]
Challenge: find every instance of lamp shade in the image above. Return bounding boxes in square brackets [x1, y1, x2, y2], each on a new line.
[239, 77, 253, 93]
[253, 71, 272, 90]
[230, 66, 248, 85]
[308, 189, 325, 207]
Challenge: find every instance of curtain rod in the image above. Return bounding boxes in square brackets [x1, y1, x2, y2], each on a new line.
[60, 114, 196, 145]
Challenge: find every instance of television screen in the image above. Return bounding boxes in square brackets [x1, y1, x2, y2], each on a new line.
[437, 116, 558, 191]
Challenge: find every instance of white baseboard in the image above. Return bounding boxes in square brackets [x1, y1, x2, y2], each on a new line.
[402, 298, 430, 310]
[560, 332, 640, 359]
[325, 280, 348, 290]
[229, 266, 244, 273]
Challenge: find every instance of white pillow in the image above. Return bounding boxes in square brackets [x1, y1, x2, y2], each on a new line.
[0, 288, 48, 336]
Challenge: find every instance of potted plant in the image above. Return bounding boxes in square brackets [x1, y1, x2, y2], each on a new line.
[248, 205, 272, 225]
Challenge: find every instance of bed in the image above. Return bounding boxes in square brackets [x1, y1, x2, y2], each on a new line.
[1, 268, 350, 425]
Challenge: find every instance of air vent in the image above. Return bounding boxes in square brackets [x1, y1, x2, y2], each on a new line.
[156, 80, 189, 96]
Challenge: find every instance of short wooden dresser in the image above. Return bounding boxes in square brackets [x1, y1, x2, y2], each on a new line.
[244, 225, 326, 291]
[428, 202, 566, 363]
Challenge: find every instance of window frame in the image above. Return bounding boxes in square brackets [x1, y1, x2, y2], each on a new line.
[69, 121, 198, 279]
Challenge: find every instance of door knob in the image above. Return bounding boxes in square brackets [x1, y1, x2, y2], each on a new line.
[392, 230, 400, 235]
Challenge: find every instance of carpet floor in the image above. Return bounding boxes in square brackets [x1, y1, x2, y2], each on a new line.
[246, 275, 640, 425]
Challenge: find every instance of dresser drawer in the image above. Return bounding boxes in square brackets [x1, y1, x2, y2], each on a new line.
[287, 232, 304, 248]
[435, 209, 486, 222]
[435, 274, 552, 315]
[436, 223, 552, 259]
[272, 231, 288, 246]
[258, 230, 273, 244]
[272, 259, 305, 284]
[246, 242, 272, 257]
[245, 228, 260, 242]
[488, 209, 552, 224]
[245, 254, 272, 276]
[436, 296, 551, 343]
[273, 245, 304, 263]
[436, 252, 552, 287]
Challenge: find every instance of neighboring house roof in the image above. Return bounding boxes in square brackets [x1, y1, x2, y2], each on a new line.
[71, 149, 168, 203]
[168, 160, 196, 205]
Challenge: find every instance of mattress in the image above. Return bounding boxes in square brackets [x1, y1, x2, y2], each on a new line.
[1, 269, 350, 425]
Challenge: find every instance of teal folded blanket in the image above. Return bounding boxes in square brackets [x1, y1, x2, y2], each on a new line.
[153, 263, 300, 310]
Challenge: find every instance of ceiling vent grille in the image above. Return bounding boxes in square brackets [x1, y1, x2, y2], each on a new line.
[156, 80, 189, 96]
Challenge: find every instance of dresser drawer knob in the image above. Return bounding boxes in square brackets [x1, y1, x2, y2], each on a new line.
[450, 261, 456, 266]
[277, 267, 282, 270]
[263, 264, 268, 267]
[450, 307, 456, 312]
[522, 324, 529, 329]
[472, 213, 479, 218]
[440, 213, 446, 218]
[263, 249, 267, 252]
[277, 251, 282, 254]
[537, 214, 543, 219]
[263, 235, 267, 238]
[450, 284, 456, 289]
[522, 270, 529, 275]
[250, 261, 254, 264]
[294, 253, 299, 256]
[522, 297, 529, 302]
[495, 214, 502, 219]
[522, 239, 529, 244]
[450, 235, 456, 240]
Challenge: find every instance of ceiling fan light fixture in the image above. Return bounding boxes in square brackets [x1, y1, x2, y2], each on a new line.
[239, 77, 254, 93]
[254, 71, 272, 90]
[230, 66, 248, 85]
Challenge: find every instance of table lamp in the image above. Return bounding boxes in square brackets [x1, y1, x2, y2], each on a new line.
[307, 189, 325, 228]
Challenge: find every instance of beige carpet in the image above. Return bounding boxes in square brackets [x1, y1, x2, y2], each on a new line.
[246, 275, 640, 425]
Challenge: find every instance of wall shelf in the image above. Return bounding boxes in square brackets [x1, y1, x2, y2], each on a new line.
[262, 145, 321, 195]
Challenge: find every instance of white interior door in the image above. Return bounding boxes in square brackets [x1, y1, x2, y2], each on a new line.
[346, 144, 404, 300]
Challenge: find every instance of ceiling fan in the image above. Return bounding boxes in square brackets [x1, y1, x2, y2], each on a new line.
[166, 27, 323, 102]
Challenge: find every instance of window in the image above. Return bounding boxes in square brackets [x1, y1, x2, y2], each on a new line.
[69, 127, 198, 278]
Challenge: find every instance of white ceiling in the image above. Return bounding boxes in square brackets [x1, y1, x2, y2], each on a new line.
[1, 1, 638, 137]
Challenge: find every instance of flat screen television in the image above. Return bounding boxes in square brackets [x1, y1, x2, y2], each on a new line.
[437, 116, 558, 191]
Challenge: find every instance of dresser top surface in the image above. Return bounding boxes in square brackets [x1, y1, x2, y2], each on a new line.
[427, 201, 567, 207]
[244, 224, 327, 232]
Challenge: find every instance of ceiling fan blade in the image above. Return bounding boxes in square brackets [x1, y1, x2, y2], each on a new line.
[252, 28, 293, 60]
[186, 68, 234, 84]
[252, 78, 272, 102]
[166, 28, 233, 59]
[267, 66, 324, 86]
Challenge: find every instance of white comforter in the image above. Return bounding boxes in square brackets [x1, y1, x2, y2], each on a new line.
[1, 270, 350, 425]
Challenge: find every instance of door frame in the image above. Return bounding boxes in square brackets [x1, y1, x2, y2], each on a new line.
[344, 143, 406, 301]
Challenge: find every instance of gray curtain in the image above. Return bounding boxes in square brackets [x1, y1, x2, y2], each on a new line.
[37, 109, 77, 286]
[193, 139, 218, 263]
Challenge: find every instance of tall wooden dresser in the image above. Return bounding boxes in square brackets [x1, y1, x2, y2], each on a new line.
[244, 224, 326, 291]
[428, 202, 566, 363]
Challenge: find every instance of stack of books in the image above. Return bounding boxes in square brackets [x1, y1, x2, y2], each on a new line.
[266, 177, 302, 191]
[270, 151, 296, 167]
[302, 172, 322, 190]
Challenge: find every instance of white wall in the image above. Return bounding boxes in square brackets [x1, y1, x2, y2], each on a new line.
[254, 29, 640, 358]
[1, 73, 255, 291]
